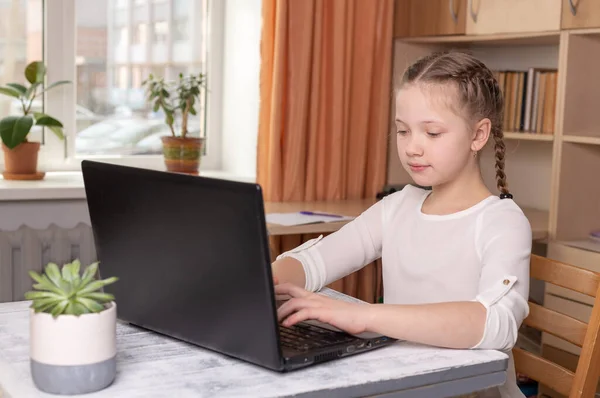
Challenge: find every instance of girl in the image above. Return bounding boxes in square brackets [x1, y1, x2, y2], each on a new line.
[271, 51, 532, 398]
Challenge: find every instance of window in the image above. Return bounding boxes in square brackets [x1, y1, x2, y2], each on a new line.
[0, 11, 6, 37]
[173, 0, 188, 16]
[116, 27, 128, 47]
[133, 23, 146, 45]
[131, 66, 143, 88]
[0, 0, 221, 172]
[173, 19, 188, 42]
[152, 21, 168, 44]
[113, 66, 128, 89]
[74, 0, 210, 160]
[0, 0, 43, 144]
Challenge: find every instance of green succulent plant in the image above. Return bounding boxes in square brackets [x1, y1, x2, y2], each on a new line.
[24, 259, 118, 318]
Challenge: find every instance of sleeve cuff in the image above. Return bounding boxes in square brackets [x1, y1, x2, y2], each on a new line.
[276, 235, 327, 291]
[471, 276, 530, 351]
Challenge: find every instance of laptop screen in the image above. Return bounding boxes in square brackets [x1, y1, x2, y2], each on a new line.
[82, 160, 284, 370]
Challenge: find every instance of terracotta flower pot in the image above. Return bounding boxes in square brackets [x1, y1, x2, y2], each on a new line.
[2, 141, 40, 174]
[161, 136, 204, 175]
[29, 302, 117, 395]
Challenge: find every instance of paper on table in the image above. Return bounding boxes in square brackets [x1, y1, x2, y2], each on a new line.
[266, 212, 355, 226]
[317, 287, 368, 304]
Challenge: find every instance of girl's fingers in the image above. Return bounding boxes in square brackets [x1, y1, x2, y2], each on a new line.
[277, 297, 320, 322]
[274, 282, 311, 298]
[283, 308, 311, 327]
[283, 308, 324, 327]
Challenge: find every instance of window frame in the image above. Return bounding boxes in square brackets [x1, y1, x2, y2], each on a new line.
[16, 0, 224, 173]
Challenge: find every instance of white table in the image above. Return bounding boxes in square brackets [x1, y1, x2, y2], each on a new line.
[0, 301, 509, 398]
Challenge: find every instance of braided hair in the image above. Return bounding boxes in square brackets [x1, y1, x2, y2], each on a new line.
[401, 51, 512, 199]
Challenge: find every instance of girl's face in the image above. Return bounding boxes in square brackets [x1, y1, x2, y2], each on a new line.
[395, 83, 478, 189]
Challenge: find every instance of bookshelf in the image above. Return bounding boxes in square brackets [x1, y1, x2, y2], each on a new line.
[389, 3, 600, 395]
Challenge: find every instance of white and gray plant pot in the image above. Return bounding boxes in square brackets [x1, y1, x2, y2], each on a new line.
[29, 302, 117, 395]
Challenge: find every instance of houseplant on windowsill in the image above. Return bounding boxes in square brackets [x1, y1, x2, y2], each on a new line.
[142, 72, 206, 175]
[0, 61, 68, 180]
[25, 259, 118, 395]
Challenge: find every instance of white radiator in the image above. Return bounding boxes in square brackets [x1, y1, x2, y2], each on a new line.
[0, 223, 97, 303]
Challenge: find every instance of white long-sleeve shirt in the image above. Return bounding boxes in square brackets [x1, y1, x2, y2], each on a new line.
[277, 184, 532, 398]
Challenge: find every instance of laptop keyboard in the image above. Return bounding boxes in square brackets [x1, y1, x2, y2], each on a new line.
[279, 323, 356, 352]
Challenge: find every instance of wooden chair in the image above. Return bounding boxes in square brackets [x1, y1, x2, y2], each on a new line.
[513, 254, 600, 398]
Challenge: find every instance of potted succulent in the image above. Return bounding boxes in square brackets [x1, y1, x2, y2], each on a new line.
[0, 61, 68, 180]
[25, 259, 118, 395]
[142, 71, 206, 175]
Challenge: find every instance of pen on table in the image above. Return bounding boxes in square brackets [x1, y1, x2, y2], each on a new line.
[299, 211, 344, 218]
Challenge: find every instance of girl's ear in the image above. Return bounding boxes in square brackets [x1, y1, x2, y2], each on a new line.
[471, 118, 491, 152]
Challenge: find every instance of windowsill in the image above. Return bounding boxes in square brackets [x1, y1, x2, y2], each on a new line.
[0, 169, 257, 201]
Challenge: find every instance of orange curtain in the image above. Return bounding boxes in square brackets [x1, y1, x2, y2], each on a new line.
[258, 0, 394, 303]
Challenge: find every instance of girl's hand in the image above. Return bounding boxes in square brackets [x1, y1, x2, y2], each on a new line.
[272, 275, 291, 301]
[275, 283, 372, 336]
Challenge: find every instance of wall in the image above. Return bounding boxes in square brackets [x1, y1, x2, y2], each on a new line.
[220, 0, 262, 180]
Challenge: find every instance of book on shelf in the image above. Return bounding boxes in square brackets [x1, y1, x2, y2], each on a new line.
[493, 68, 558, 135]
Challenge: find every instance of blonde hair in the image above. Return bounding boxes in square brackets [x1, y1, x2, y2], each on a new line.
[400, 51, 511, 198]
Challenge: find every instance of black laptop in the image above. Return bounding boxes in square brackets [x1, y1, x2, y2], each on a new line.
[81, 160, 394, 372]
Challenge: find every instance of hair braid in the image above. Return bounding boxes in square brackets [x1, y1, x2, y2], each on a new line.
[492, 128, 510, 196]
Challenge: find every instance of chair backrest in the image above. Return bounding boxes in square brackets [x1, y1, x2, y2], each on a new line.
[513, 254, 600, 398]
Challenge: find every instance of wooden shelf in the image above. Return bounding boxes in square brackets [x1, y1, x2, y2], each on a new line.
[562, 136, 600, 145]
[556, 239, 600, 254]
[399, 31, 560, 46]
[504, 132, 554, 141]
[568, 27, 600, 37]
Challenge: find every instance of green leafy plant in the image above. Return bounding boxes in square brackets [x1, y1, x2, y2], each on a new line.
[24, 259, 118, 317]
[0, 61, 70, 149]
[142, 72, 206, 139]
